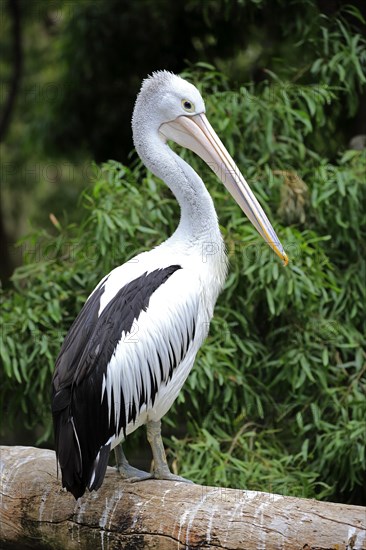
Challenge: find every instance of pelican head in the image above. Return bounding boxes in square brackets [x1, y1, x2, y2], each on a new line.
[132, 71, 288, 265]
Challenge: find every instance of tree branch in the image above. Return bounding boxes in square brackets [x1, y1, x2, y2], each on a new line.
[0, 0, 22, 143]
[0, 446, 365, 549]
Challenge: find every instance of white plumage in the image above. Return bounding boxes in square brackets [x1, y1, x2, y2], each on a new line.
[101, 241, 227, 445]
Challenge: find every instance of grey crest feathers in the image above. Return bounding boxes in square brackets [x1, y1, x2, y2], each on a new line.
[138, 70, 181, 99]
[132, 71, 178, 119]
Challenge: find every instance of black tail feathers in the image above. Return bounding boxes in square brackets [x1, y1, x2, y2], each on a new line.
[54, 411, 110, 499]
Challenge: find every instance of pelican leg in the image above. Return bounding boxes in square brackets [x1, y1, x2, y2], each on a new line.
[146, 420, 193, 483]
[114, 443, 152, 482]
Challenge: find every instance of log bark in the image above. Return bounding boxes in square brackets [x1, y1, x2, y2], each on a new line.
[0, 446, 365, 550]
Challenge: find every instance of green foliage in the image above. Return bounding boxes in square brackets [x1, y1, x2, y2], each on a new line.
[2, 0, 365, 273]
[1, 59, 365, 504]
[310, 7, 366, 116]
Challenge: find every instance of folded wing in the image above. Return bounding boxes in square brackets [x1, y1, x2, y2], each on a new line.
[51, 264, 200, 498]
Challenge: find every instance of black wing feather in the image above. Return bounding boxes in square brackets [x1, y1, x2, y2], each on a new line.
[51, 265, 182, 499]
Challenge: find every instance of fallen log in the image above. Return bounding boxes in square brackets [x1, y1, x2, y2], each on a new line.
[0, 446, 365, 549]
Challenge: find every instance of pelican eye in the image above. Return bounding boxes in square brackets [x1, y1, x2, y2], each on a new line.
[182, 99, 195, 113]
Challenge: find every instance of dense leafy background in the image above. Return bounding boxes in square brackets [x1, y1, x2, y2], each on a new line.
[1, 0, 365, 505]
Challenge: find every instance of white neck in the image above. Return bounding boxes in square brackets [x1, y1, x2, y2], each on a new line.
[134, 129, 222, 246]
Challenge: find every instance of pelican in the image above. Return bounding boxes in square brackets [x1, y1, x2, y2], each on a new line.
[52, 71, 288, 499]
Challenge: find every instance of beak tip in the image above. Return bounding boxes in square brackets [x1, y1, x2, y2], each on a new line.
[282, 253, 289, 267]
